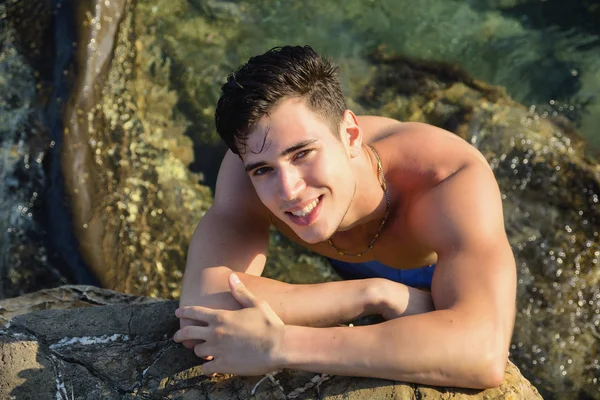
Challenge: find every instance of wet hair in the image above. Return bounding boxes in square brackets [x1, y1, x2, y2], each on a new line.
[215, 45, 347, 155]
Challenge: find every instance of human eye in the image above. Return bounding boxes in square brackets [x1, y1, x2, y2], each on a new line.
[252, 167, 271, 177]
[294, 149, 312, 160]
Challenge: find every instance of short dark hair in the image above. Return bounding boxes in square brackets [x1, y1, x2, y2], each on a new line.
[215, 45, 347, 155]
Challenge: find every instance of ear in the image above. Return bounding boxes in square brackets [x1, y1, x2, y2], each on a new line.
[341, 110, 362, 158]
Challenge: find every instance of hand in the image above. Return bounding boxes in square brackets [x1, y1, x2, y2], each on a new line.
[174, 273, 285, 375]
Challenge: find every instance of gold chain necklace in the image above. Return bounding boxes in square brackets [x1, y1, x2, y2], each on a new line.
[327, 145, 391, 257]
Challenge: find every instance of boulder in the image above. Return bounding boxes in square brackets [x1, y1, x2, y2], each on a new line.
[0, 286, 542, 399]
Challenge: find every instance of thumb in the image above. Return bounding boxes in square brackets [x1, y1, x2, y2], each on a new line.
[229, 273, 258, 308]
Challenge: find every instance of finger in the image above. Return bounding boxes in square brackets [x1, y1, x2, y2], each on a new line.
[193, 342, 214, 358]
[182, 339, 204, 349]
[180, 317, 209, 329]
[229, 273, 259, 308]
[201, 359, 219, 376]
[176, 306, 217, 323]
[173, 326, 210, 343]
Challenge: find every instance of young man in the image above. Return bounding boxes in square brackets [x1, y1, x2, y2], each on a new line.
[175, 45, 516, 389]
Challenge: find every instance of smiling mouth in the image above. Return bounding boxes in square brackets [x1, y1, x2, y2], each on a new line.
[289, 197, 320, 217]
[285, 195, 323, 225]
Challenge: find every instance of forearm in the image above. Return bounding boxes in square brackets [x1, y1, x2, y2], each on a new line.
[278, 309, 507, 389]
[181, 265, 384, 327]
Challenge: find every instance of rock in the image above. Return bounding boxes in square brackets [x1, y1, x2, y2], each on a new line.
[60, 0, 214, 298]
[0, 286, 541, 399]
[0, 285, 160, 328]
[55, 0, 338, 299]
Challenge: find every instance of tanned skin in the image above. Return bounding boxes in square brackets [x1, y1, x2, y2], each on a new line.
[175, 97, 516, 389]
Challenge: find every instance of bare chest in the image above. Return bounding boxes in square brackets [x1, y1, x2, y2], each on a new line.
[272, 216, 438, 270]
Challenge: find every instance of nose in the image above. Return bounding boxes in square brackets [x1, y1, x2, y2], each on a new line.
[277, 166, 306, 201]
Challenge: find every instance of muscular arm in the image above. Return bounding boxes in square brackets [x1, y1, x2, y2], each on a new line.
[180, 208, 384, 328]
[276, 164, 517, 388]
[180, 151, 403, 332]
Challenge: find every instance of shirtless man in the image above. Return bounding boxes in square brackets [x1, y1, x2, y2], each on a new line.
[174, 45, 517, 389]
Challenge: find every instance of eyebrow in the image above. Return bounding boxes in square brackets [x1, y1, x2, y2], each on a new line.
[244, 139, 318, 173]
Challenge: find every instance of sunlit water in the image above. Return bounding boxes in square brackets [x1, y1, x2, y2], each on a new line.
[1, 0, 599, 398]
[196, 0, 600, 149]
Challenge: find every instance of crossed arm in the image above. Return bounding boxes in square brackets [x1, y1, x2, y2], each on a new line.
[179, 208, 434, 329]
[179, 150, 433, 328]
[178, 159, 516, 389]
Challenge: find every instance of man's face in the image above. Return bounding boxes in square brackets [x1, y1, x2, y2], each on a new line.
[242, 98, 357, 244]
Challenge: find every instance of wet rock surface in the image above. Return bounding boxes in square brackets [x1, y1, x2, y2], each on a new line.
[0, 286, 542, 399]
[57, 0, 337, 297]
[60, 0, 213, 298]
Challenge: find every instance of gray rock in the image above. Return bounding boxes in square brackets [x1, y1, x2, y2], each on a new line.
[0, 286, 542, 399]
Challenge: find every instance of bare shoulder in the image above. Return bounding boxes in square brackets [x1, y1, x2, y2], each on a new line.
[409, 164, 504, 248]
[369, 120, 502, 247]
[212, 150, 270, 220]
[358, 117, 469, 149]
[360, 120, 491, 187]
[365, 120, 484, 162]
[356, 115, 404, 141]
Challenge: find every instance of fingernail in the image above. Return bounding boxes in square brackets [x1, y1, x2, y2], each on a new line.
[175, 308, 180, 317]
[230, 273, 241, 284]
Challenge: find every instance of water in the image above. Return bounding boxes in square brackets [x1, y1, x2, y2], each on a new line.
[0, 0, 99, 299]
[169, 0, 600, 151]
[1, 0, 599, 398]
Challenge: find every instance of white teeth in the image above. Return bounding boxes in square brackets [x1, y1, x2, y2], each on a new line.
[291, 198, 319, 217]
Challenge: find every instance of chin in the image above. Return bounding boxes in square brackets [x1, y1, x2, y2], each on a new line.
[299, 235, 323, 245]
[293, 226, 331, 245]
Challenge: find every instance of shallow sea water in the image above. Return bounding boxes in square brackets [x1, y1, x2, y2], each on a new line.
[193, 0, 600, 150]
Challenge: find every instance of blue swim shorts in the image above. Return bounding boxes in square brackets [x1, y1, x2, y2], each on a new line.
[328, 259, 435, 289]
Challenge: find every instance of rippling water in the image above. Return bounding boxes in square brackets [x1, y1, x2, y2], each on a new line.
[184, 0, 600, 151]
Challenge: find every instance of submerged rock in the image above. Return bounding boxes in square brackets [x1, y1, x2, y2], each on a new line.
[0, 286, 542, 399]
[1, 0, 337, 299]
[61, 0, 213, 298]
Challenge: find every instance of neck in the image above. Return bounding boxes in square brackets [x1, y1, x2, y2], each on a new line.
[335, 145, 388, 233]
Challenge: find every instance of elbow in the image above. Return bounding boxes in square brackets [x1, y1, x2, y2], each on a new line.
[453, 323, 509, 389]
[180, 266, 234, 308]
[477, 356, 506, 389]
[469, 348, 508, 389]
[195, 266, 234, 296]
[456, 311, 512, 389]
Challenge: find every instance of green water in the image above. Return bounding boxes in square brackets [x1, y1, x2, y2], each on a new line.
[150, 0, 600, 150]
